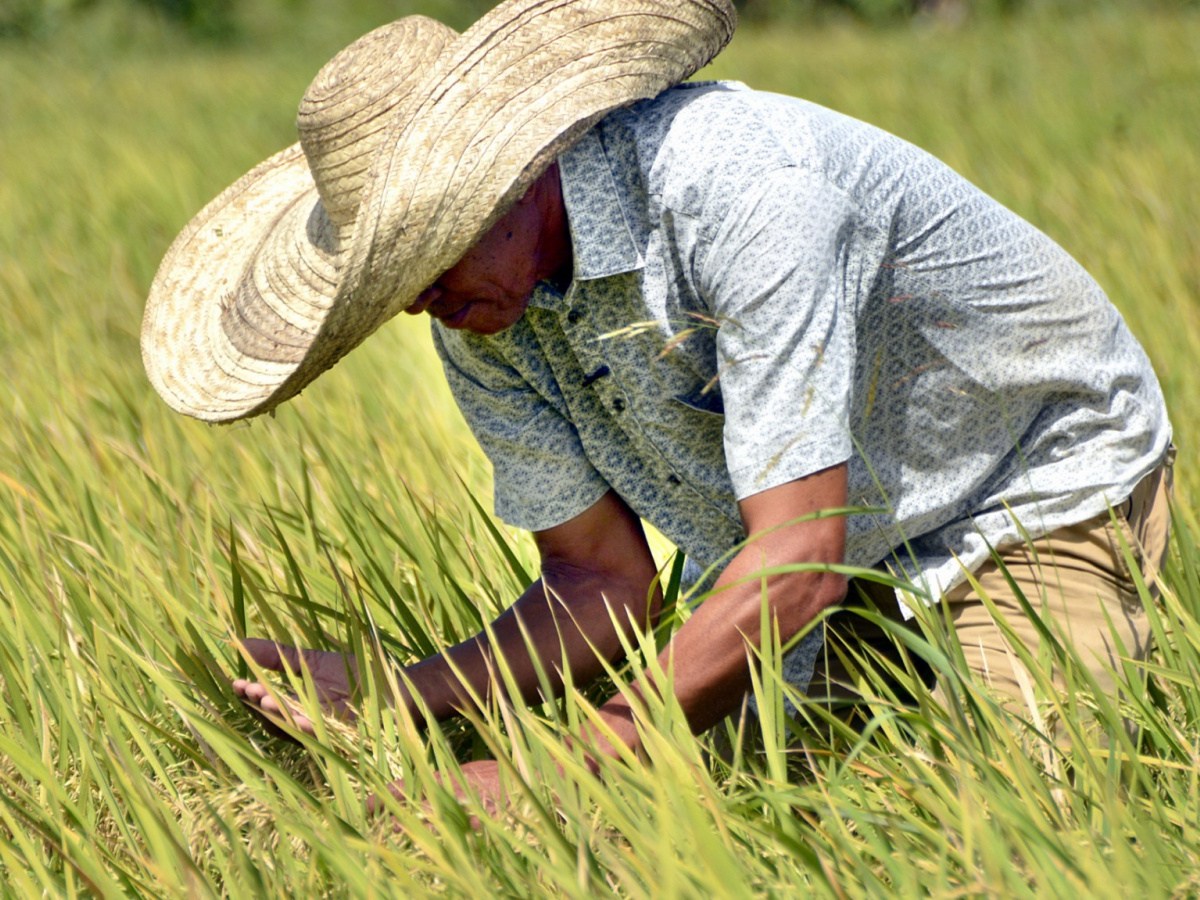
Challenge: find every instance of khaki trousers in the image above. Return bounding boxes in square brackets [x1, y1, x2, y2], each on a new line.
[813, 448, 1176, 732]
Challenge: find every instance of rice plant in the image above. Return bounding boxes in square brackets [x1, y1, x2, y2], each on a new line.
[1, 3, 1198, 896]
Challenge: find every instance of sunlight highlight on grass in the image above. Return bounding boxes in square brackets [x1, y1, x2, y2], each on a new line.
[1, 3, 1198, 896]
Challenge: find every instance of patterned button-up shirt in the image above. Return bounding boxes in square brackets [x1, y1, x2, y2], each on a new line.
[432, 82, 1171, 684]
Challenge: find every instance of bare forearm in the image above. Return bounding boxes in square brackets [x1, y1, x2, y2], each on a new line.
[593, 466, 850, 755]
[659, 565, 843, 731]
[399, 568, 659, 723]
[592, 564, 845, 753]
[390, 491, 660, 726]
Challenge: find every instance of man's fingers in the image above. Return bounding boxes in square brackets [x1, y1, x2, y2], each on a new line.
[233, 678, 318, 737]
[232, 678, 265, 701]
[366, 780, 439, 834]
[365, 779, 406, 817]
[231, 640, 355, 739]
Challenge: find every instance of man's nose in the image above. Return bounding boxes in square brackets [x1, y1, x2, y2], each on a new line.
[407, 285, 442, 316]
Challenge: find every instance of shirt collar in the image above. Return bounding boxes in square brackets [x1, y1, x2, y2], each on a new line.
[528, 128, 645, 313]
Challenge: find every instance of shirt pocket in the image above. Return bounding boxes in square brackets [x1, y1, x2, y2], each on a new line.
[673, 385, 725, 417]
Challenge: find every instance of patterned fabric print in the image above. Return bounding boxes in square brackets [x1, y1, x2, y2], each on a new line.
[433, 82, 1171, 689]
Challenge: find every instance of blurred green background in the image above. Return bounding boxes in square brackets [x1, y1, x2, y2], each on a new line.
[4, 0, 1199, 39]
[2, 1, 1199, 894]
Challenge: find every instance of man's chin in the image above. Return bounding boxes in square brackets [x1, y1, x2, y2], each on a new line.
[463, 318, 520, 336]
[456, 305, 530, 335]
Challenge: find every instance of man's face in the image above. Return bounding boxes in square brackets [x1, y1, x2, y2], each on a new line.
[406, 195, 544, 335]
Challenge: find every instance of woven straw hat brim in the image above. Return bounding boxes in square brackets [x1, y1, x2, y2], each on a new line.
[142, 0, 736, 422]
[142, 144, 336, 418]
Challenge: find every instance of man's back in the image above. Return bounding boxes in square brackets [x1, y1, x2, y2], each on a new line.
[436, 82, 1170, 600]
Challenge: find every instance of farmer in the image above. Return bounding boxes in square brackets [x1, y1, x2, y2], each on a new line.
[142, 0, 1173, 805]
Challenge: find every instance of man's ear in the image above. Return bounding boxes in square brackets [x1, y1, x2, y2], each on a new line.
[519, 162, 559, 207]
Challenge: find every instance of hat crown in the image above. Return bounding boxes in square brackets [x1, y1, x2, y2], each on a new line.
[143, 0, 737, 422]
[297, 17, 456, 230]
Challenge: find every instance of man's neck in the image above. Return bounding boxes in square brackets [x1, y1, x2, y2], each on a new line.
[534, 163, 574, 291]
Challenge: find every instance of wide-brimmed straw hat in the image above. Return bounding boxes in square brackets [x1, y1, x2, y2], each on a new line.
[141, 0, 737, 422]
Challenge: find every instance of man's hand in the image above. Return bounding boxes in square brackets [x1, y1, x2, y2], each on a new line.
[231, 489, 658, 824]
[232, 638, 360, 736]
[368, 760, 505, 832]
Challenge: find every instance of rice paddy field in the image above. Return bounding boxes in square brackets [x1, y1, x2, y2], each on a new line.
[2, 3, 1199, 896]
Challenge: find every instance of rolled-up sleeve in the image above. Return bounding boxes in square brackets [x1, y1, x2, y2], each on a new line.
[432, 322, 611, 532]
[699, 166, 859, 500]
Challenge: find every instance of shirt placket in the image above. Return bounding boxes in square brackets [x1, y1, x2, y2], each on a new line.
[568, 283, 743, 564]
[562, 294, 629, 421]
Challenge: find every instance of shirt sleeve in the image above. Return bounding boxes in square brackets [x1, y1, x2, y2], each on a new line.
[699, 165, 860, 500]
[431, 321, 612, 532]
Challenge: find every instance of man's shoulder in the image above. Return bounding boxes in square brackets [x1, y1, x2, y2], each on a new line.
[619, 80, 756, 126]
[604, 81, 805, 167]
[616, 81, 788, 132]
[593, 82, 813, 222]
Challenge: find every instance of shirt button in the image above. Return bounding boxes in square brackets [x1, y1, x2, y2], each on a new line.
[567, 308, 584, 325]
[612, 397, 626, 413]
